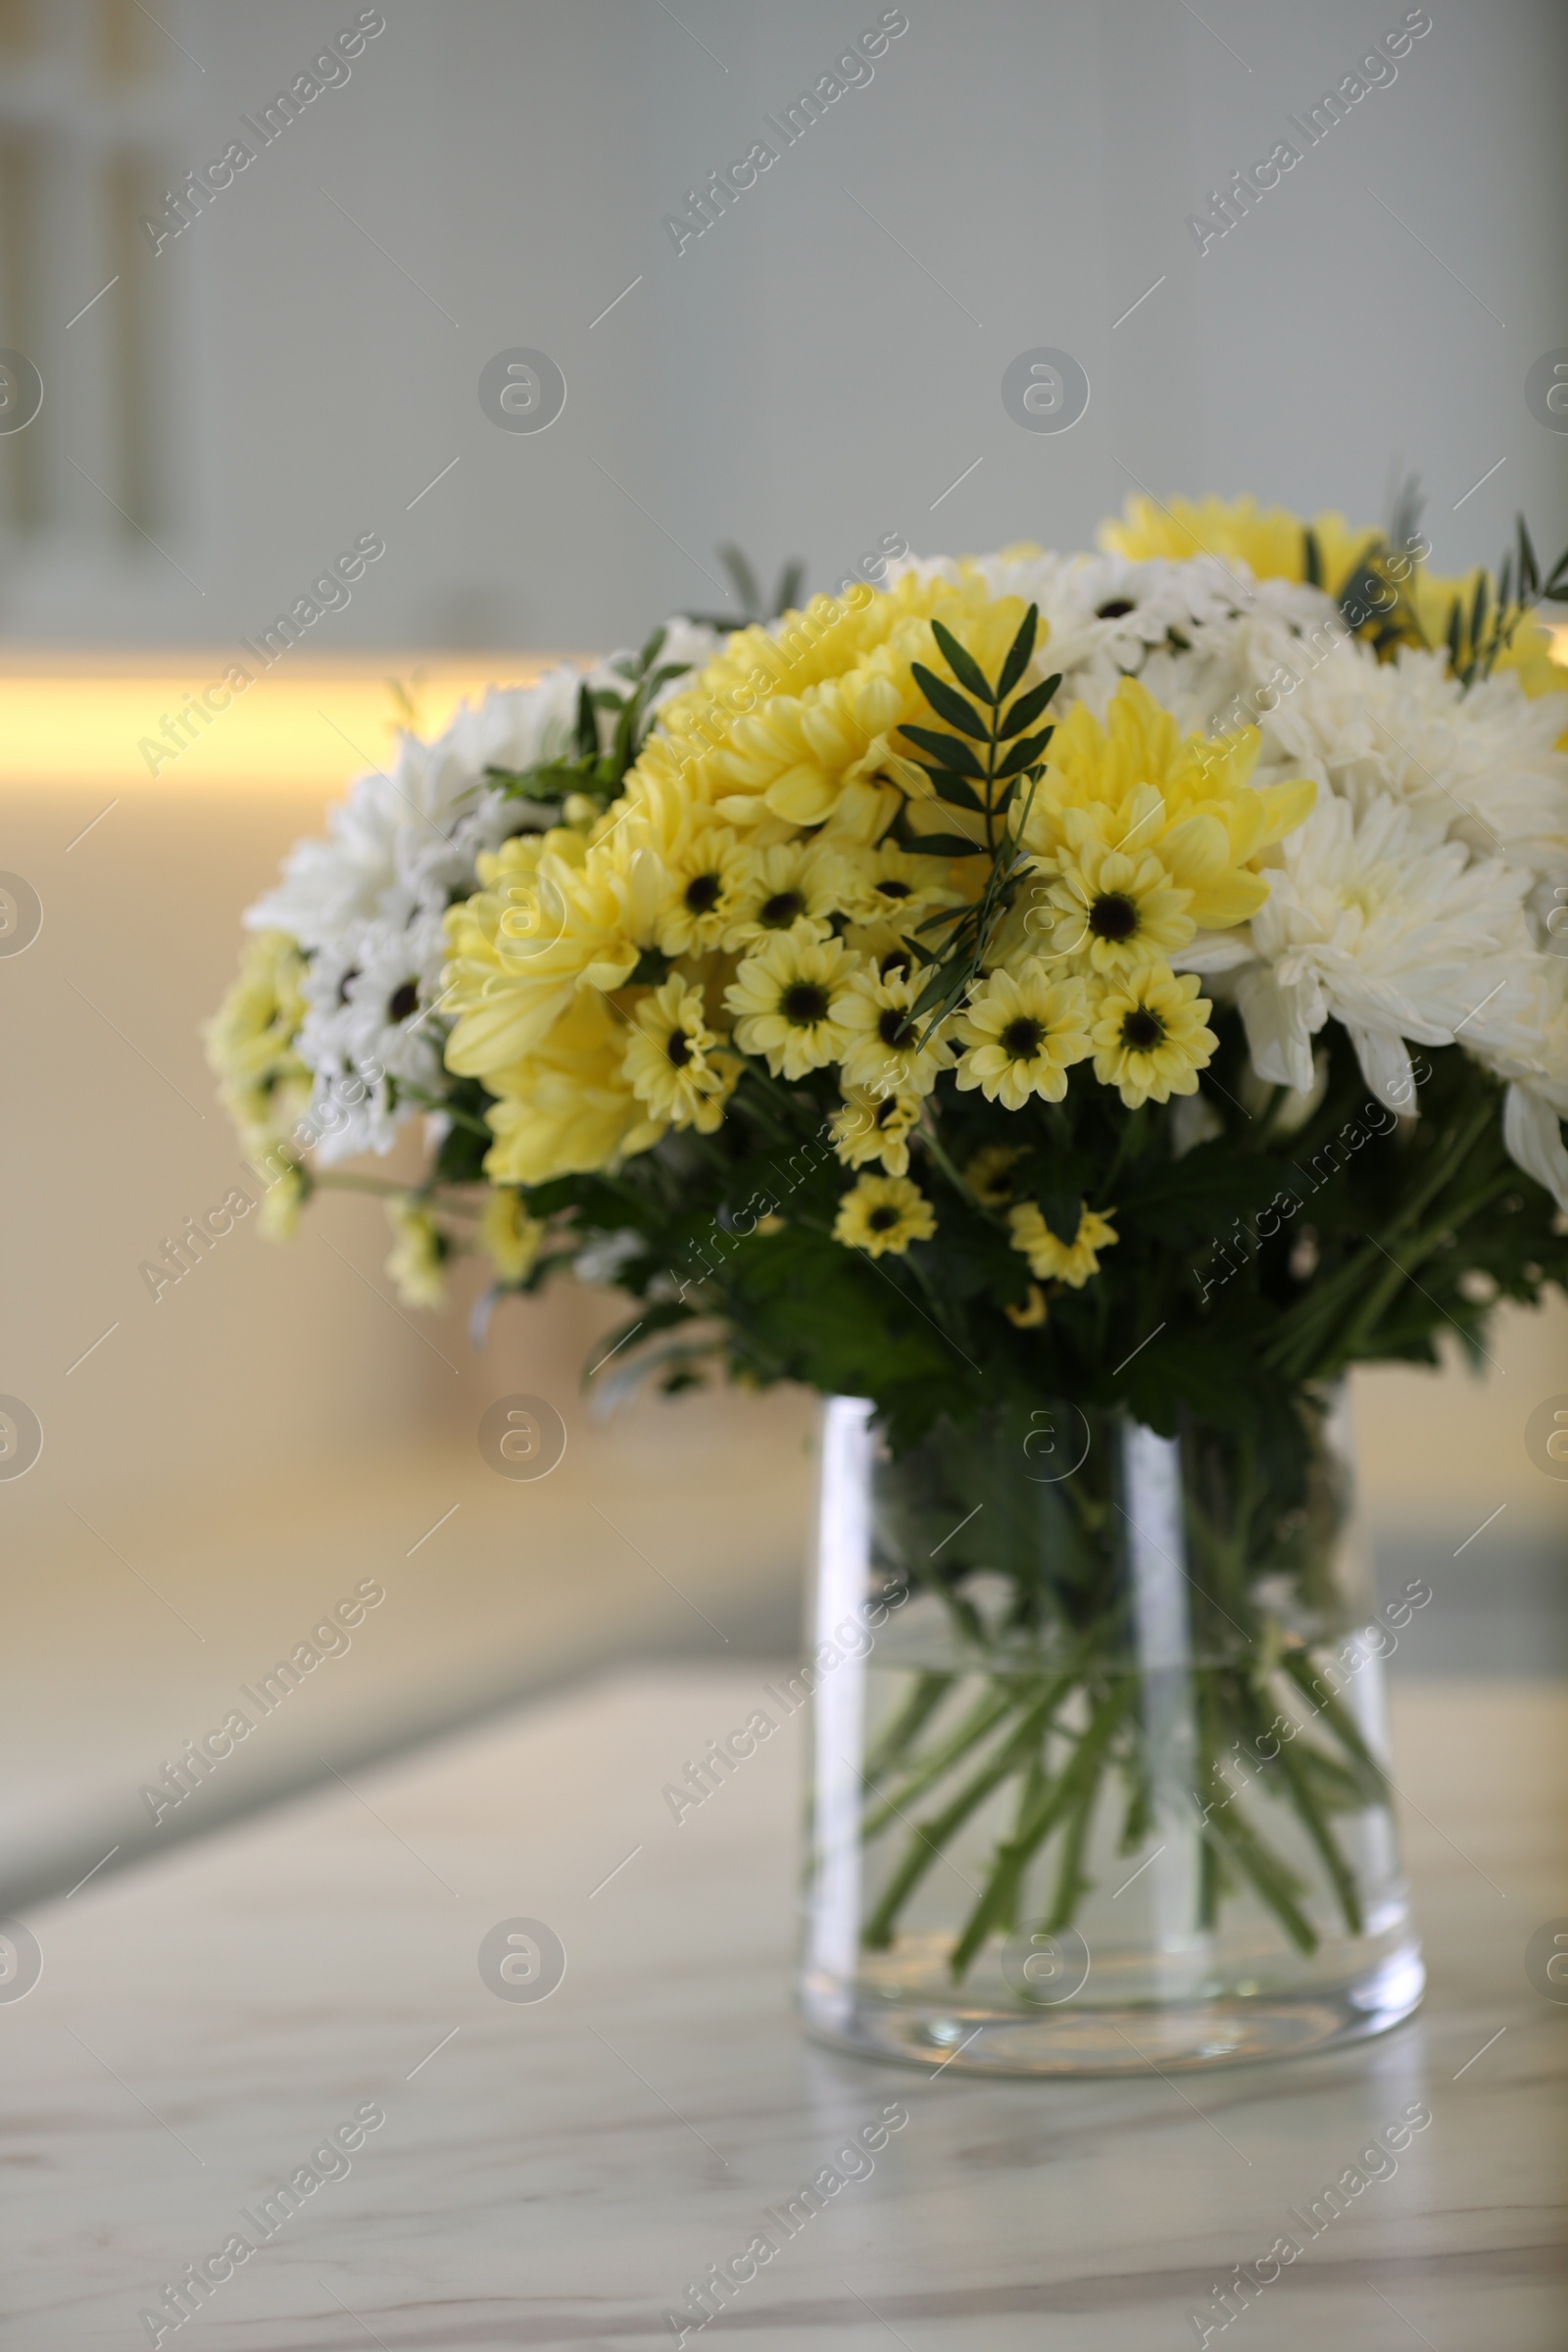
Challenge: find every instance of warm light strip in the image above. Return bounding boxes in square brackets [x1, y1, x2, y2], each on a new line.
[0, 655, 572, 791]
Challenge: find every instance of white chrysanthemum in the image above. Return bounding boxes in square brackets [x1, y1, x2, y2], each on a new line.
[1218, 792, 1532, 1104]
[1257, 639, 1568, 878]
[1445, 946, 1568, 1207]
[296, 915, 448, 1161]
[245, 670, 583, 952]
[245, 624, 718, 1158]
[245, 626, 717, 956]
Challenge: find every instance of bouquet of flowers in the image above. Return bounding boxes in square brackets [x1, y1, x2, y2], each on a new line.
[209, 494, 1568, 1978]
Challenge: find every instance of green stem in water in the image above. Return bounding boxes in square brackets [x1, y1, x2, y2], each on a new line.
[861, 1678, 1067, 1951]
[861, 1684, 1023, 1838]
[949, 1679, 1133, 1980]
[860, 1671, 956, 1788]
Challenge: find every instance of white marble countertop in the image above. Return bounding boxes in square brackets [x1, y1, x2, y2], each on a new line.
[4, 1667, 1565, 2351]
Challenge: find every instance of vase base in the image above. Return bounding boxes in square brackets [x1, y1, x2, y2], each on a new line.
[800, 1942, 1425, 2076]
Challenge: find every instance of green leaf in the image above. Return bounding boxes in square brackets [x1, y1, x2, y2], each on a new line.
[772, 560, 806, 616]
[995, 604, 1039, 701]
[930, 772, 986, 814]
[625, 947, 672, 986]
[902, 828, 986, 858]
[1517, 514, 1540, 600]
[994, 726, 1054, 779]
[998, 674, 1059, 738]
[574, 680, 597, 759]
[1302, 525, 1323, 589]
[899, 724, 988, 778]
[929, 617, 996, 704]
[1036, 1188, 1082, 1247]
[909, 662, 989, 740]
[716, 545, 760, 614]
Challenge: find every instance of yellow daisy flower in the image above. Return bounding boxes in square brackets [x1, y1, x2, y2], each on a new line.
[653, 827, 758, 958]
[954, 965, 1092, 1110]
[480, 1189, 546, 1285]
[838, 836, 962, 937]
[1007, 1201, 1118, 1288]
[723, 921, 861, 1080]
[203, 929, 311, 1147]
[964, 1144, 1021, 1205]
[833, 1172, 936, 1257]
[722, 838, 851, 949]
[1045, 832, 1195, 974]
[622, 974, 739, 1133]
[1091, 966, 1216, 1107]
[835, 963, 953, 1100]
[831, 1085, 923, 1176]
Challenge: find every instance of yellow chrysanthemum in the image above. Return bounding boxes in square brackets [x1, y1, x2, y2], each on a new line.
[723, 921, 861, 1081]
[1090, 966, 1216, 1108]
[480, 1188, 545, 1284]
[482, 991, 664, 1185]
[831, 1085, 923, 1177]
[835, 963, 953, 1100]
[833, 1172, 936, 1257]
[385, 1198, 447, 1310]
[1026, 677, 1315, 934]
[1007, 1202, 1119, 1289]
[1099, 493, 1379, 600]
[442, 824, 655, 1075]
[621, 974, 739, 1132]
[647, 570, 1035, 842]
[203, 929, 311, 1147]
[954, 965, 1092, 1110]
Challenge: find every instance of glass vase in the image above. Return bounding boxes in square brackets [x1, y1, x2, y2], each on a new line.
[798, 1393, 1424, 2075]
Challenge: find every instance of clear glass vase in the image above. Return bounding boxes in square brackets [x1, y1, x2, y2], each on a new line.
[799, 1393, 1424, 2075]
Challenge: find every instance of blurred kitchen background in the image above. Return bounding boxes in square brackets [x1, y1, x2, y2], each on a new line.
[1, 0, 1564, 1911]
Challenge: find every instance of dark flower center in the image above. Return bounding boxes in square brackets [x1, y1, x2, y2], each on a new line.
[878, 1007, 911, 1047]
[1096, 597, 1136, 619]
[387, 980, 418, 1021]
[684, 871, 722, 913]
[666, 1029, 692, 1067]
[337, 966, 361, 1004]
[876, 878, 912, 900]
[1121, 1007, 1165, 1051]
[781, 982, 829, 1025]
[1088, 892, 1139, 941]
[1001, 1016, 1044, 1058]
[760, 890, 805, 927]
[867, 1204, 900, 1232]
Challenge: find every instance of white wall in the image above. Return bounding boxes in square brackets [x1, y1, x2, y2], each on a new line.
[1, 0, 1564, 650]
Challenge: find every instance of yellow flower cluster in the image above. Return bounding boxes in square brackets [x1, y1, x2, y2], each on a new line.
[440, 574, 1317, 1280]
